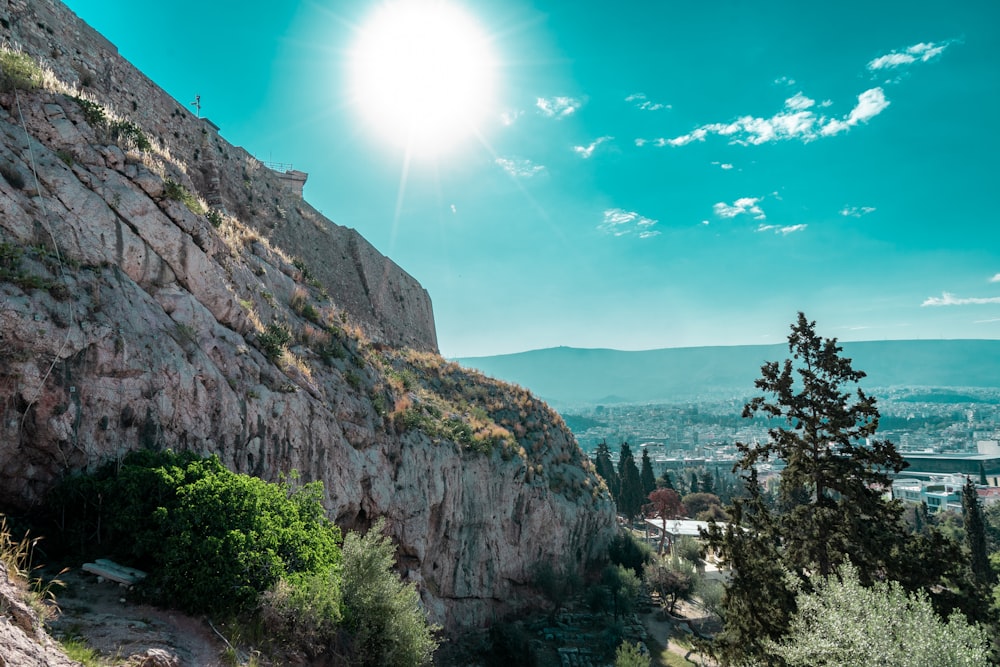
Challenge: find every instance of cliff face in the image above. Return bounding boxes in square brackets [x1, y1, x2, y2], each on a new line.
[1, 0, 437, 353]
[0, 0, 615, 631]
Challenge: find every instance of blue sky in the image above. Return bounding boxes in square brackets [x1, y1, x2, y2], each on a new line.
[63, 0, 1000, 357]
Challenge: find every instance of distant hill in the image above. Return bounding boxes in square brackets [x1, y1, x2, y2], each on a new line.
[458, 340, 1000, 406]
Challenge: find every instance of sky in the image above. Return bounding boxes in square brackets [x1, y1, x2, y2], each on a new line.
[61, 0, 1000, 358]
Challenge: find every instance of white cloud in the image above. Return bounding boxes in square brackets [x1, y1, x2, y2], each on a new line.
[785, 92, 815, 111]
[495, 157, 546, 178]
[450, 204, 457, 214]
[536, 96, 582, 119]
[626, 93, 671, 111]
[711, 161, 734, 170]
[921, 292, 1000, 307]
[756, 223, 807, 235]
[573, 136, 613, 159]
[840, 205, 876, 217]
[634, 138, 647, 147]
[714, 197, 766, 220]
[658, 87, 890, 147]
[599, 208, 660, 238]
[990, 274, 1000, 283]
[775, 76, 796, 86]
[868, 41, 950, 71]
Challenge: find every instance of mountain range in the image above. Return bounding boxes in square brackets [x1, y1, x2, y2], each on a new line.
[458, 340, 1000, 406]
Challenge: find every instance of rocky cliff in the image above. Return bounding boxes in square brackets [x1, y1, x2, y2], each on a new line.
[0, 0, 615, 632]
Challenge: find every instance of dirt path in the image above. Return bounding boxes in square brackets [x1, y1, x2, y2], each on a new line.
[49, 567, 229, 666]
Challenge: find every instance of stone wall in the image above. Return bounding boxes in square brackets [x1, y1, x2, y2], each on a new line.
[0, 0, 438, 352]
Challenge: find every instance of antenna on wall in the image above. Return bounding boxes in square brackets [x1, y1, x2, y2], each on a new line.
[190, 94, 201, 118]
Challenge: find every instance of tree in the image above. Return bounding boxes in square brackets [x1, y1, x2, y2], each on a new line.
[639, 448, 656, 498]
[601, 564, 641, 620]
[681, 492, 722, 520]
[771, 562, 989, 667]
[656, 470, 675, 490]
[594, 440, 620, 501]
[962, 477, 995, 587]
[734, 312, 908, 580]
[644, 555, 695, 615]
[706, 313, 920, 664]
[645, 488, 685, 555]
[615, 641, 650, 667]
[617, 443, 644, 520]
[532, 559, 581, 621]
[340, 518, 440, 667]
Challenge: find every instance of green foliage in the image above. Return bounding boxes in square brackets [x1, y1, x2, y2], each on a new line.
[162, 179, 204, 214]
[615, 641, 650, 667]
[644, 555, 695, 615]
[340, 518, 440, 666]
[962, 477, 995, 586]
[109, 119, 152, 152]
[607, 531, 652, 577]
[73, 97, 106, 126]
[771, 562, 989, 666]
[600, 564, 641, 620]
[0, 242, 55, 291]
[616, 443, 644, 519]
[71, 97, 151, 152]
[49, 451, 342, 617]
[594, 440, 620, 500]
[0, 49, 43, 91]
[258, 321, 292, 361]
[260, 567, 343, 659]
[639, 448, 656, 497]
[532, 559, 581, 619]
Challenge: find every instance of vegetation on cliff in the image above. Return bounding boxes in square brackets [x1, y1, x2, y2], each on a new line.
[47, 451, 439, 664]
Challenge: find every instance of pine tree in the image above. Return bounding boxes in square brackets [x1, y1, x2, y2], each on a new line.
[657, 470, 674, 490]
[639, 448, 656, 497]
[961, 477, 994, 586]
[707, 313, 918, 664]
[737, 312, 907, 580]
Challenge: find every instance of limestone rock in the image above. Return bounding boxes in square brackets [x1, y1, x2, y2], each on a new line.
[0, 0, 617, 639]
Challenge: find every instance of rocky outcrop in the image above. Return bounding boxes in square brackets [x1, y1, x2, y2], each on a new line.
[1, 0, 437, 353]
[0, 563, 77, 667]
[0, 0, 616, 633]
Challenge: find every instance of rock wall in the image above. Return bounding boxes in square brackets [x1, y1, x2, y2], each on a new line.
[0, 0, 616, 632]
[0, 0, 438, 353]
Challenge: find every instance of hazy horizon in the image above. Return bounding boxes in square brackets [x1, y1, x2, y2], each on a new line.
[63, 0, 1000, 358]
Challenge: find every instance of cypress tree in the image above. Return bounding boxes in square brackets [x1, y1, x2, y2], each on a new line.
[593, 440, 620, 502]
[639, 448, 656, 497]
[617, 443, 643, 520]
[961, 477, 994, 586]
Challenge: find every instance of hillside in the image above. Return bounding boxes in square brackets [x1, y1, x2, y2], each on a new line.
[0, 0, 615, 649]
[459, 339, 1000, 406]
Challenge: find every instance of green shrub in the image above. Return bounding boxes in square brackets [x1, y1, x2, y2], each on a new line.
[260, 568, 343, 659]
[0, 49, 43, 91]
[162, 179, 204, 215]
[615, 641, 650, 667]
[49, 451, 342, 618]
[258, 321, 292, 361]
[340, 518, 440, 666]
[73, 97, 107, 126]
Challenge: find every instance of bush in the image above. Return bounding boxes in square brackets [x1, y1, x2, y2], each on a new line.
[608, 531, 653, 577]
[260, 567, 343, 658]
[340, 518, 440, 666]
[49, 451, 341, 617]
[258, 321, 292, 361]
[0, 49, 42, 91]
[615, 641, 650, 667]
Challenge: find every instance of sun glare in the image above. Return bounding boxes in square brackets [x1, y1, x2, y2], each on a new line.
[349, 0, 496, 159]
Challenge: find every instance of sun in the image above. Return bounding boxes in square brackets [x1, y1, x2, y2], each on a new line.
[348, 0, 497, 158]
